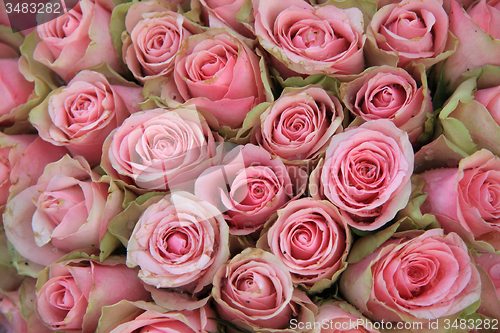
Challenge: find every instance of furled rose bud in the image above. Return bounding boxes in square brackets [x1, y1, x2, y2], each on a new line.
[257, 198, 351, 292]
[161, 28, 271, 129]
[309, 119, 414, 231]
[35, 256, 149, 332]
[195, 144, 294, 235]
[340, 229, 481, 323]
[122, 0, 202, 83]
[256, 86, 343, 167]
[365, 0, 451, 68]
[127, 191, 230, 292]
[212, 248, 317, 333]
[33, 0, 122, 83]
[253, 0, 365, 77]
[101, 108, 224, 192]
[29, 70, 142, 167]
[340, 65, 433, 144]
[4, 155, 124, 267]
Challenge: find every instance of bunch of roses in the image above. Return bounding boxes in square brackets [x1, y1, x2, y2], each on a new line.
[2, 0, 500, 331]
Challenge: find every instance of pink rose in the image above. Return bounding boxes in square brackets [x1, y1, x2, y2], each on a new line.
[212, 248, 317, 333]
[339, 229, 481, 322]
[101, 108, 224, 192]
[33, 0, 122, 83]
[4, 155, 124, 267]
[366, 0, 450, 68]
[474, 84, 500, 124]
[312, 301, 380, 333]
[253, 0, 365, 77]
[195, 144, 294, 235]
[467, 0, 500, 39]
[196, 0, 254, 38]
[473, 252, 500, 298]
[257, 198, 351, 291]
[0, 133, 68, 205]
[340, 65, 433, 144]
[309, 119, 414, 231]
[256, 86, 343, 166]
[420, 149, 500, 252]
[126, 191, 230, 292]
[36, 257, 149, 333]
[122, 1, 202, 83]
[161, 28, 271, 129]
[29, 70, 142, 167]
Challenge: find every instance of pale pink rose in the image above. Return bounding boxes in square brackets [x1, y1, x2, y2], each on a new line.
[309, 119, 414, 231]
[29, 70, 142, 167]
[253, 0, 365, 77]
[34, 0, 122, 83]
[4, 155, 124, 266]
[126, 191, 230, 292]
[467, 0, 500, 39]
[420, 149, 500, 251]
[101, 108, 224, 192]
[105, 302, 218, 333]
[366, 0, 450, 67]
[340, 229, 481, 322]
[257, 198, 351, 291]
[256, 86, 343, 166]
[473, 252, 500, 298]
[0, 133, 68, 205]
[474, 84, 500, 124]
[212, 248, 317, 333]
[0, 289, 27, 333]
[36, 257, 149, 333]
[312, 301, 380, 333]
[161, 28, 271, 129]
[197, 0, 254, 37]
[340, 65, 433, 144]
[195, 144, 294, 235]
[122, 1, 202, 83]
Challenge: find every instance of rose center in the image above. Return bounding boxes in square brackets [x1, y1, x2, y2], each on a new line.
[164, 232, 190, 255]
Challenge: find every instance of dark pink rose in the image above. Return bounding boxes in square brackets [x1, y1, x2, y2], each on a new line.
[467, 0, 500, 39]
[4, 155, 124, 267]
[340, 65, 433, 144]
[257, 198, 351, 292]
[366, 0, 450, 67]
[36, 257, 149, 333]
[309, 119, 414, 231]
[340, 229, 481, 323]
[29, 70, 142, 167]
[101, 108, 224, 192]
[195, 144, 294, 235]
[256, 86, 343, 166]
[33, 0, 122, 83]
[126, 191, 230, 292]
[420, 149, 500, 252]
[212, 248, 317, 333]
[253, 0, 365, 77]
[122, 1, 202, 83]
[161, 28, 272, 129]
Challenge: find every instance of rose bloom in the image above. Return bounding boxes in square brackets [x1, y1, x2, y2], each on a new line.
[29, 70, 142, 167]
[36, 257, 149, 333]
[127, 191, 230, 292]
[212, 248, 316, 333]
[257, 198, 351, 291]
[312, 301, 380, 333]
[4, 155, 124, 267]
[473, 252, 500, 298]
[122, 1, 202, 83]
[474, 84, 500, 124]
[33, 0, 122, 82]
[420, 149, 500, 252]
[196, 0, 254, 37]
[340, 229, 481, 322]
[256, 86, 343, 166]
[366, 0, 449, 67]
[468, 0, 500, 40]
[195, 144, 294, 235]
[101, 108, 224, 192]
[161, 28, 271, 129]
[253, 0, 365, 77]
[340, 65, 433, 144]
[309, 119, 414, 231]
[104, 302, 218, 333]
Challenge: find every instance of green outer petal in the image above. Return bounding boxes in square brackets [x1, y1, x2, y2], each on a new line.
[322, 0, 377, 30]
[109, 1, 136, 74]
[347, 221, 400, 264]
